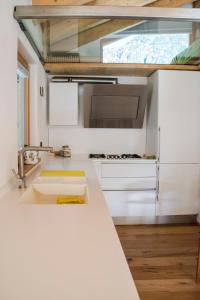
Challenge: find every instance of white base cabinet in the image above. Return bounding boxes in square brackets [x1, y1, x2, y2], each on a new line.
[157, 164, 200, 216]
[101, 177, 156, 190]
[101, 163, 156, 177]
[92, 160, 157, 218]
[104, 190, 156, 217]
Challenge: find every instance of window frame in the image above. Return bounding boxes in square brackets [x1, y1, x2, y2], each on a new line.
[17, 53, 30, 147]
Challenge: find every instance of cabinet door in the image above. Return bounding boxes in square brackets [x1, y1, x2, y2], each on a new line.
[101, 163, 156, 178]
[101, 177, 156, 190]
[49, 82, 78, 125]
[157, 164, 200, 216]
[158, 71, 200, 163]
[104, 191, 156, 217]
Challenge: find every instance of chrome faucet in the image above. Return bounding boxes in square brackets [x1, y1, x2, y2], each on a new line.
[12, 146, 53, 188]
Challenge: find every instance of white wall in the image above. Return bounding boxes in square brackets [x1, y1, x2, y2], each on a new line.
[0, 0, 48, 191]
[49, 77, 147, 155]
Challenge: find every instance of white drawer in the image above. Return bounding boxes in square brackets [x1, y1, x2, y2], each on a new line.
[101, 163, 156, 178]
[104, 190, 156, 217]
[101, 177, 156, 190]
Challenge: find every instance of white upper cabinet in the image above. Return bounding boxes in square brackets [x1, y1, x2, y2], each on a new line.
[49, 82, 78, 126]
[147, 70, 200, 163]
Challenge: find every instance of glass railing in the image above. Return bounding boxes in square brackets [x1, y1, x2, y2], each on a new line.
[14, 6, 200, 65]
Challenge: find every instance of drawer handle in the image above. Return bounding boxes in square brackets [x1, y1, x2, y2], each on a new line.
[156, 165, 160, 202]
[158, 127, 161, 162]
[103, 188, 156, 192]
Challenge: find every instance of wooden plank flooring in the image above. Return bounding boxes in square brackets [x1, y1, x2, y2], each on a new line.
[116, 225, 200, 300]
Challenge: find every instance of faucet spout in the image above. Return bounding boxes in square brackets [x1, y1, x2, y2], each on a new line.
[18, 146, 53, 188]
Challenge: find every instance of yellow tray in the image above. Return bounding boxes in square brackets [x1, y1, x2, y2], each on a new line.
[40, 170, 86, 177]
[57, 195, 86, 204]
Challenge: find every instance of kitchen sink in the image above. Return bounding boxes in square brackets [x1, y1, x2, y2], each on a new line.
[20, 183, 88, 205]
[34, 176, 87, 185]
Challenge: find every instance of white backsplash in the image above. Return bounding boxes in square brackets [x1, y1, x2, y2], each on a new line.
[48, 76, 147, 155]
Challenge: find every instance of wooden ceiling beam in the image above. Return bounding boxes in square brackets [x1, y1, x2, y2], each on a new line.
[32, 0, 193, 5]
[48, 19, 108, 45]
[32, 0, 93, 5]
[148, 0, 195, 7]
[37, 0, 158, 48]
[44, 62, 200, 76]
[193, 0, 200, 7]
[32, 0, 157, 5]
[90, 0, 156, 5]
[33, 1, 157, 47]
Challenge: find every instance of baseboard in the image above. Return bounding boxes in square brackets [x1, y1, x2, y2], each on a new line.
[113, 215, 198, 225]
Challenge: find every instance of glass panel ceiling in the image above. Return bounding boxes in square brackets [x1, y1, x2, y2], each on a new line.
[20, 17, 200, 65]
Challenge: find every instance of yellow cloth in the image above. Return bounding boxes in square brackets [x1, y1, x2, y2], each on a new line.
[56, 195, 86, 204]
[40, 170, 86, 177]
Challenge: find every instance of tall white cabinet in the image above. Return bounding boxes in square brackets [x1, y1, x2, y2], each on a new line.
[147, 70, 200, 216]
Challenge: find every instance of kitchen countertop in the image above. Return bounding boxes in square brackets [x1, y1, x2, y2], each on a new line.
[0, 155, 140, 300]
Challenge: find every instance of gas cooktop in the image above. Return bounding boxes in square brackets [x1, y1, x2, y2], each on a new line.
[89, 153, 142, 160]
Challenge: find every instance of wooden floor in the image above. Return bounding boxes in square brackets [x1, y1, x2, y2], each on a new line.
[116, 225, 200, 300]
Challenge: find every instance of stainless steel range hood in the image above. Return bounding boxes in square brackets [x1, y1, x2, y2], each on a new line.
[83, 84, 148, 128]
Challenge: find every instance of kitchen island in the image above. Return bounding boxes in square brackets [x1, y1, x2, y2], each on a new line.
[0, 155, 140, 300]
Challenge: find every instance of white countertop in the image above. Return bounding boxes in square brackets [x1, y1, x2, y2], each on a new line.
[0, 156, 140, 300]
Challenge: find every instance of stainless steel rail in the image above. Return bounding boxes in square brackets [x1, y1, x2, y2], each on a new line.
[14, 5, 200, 22]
